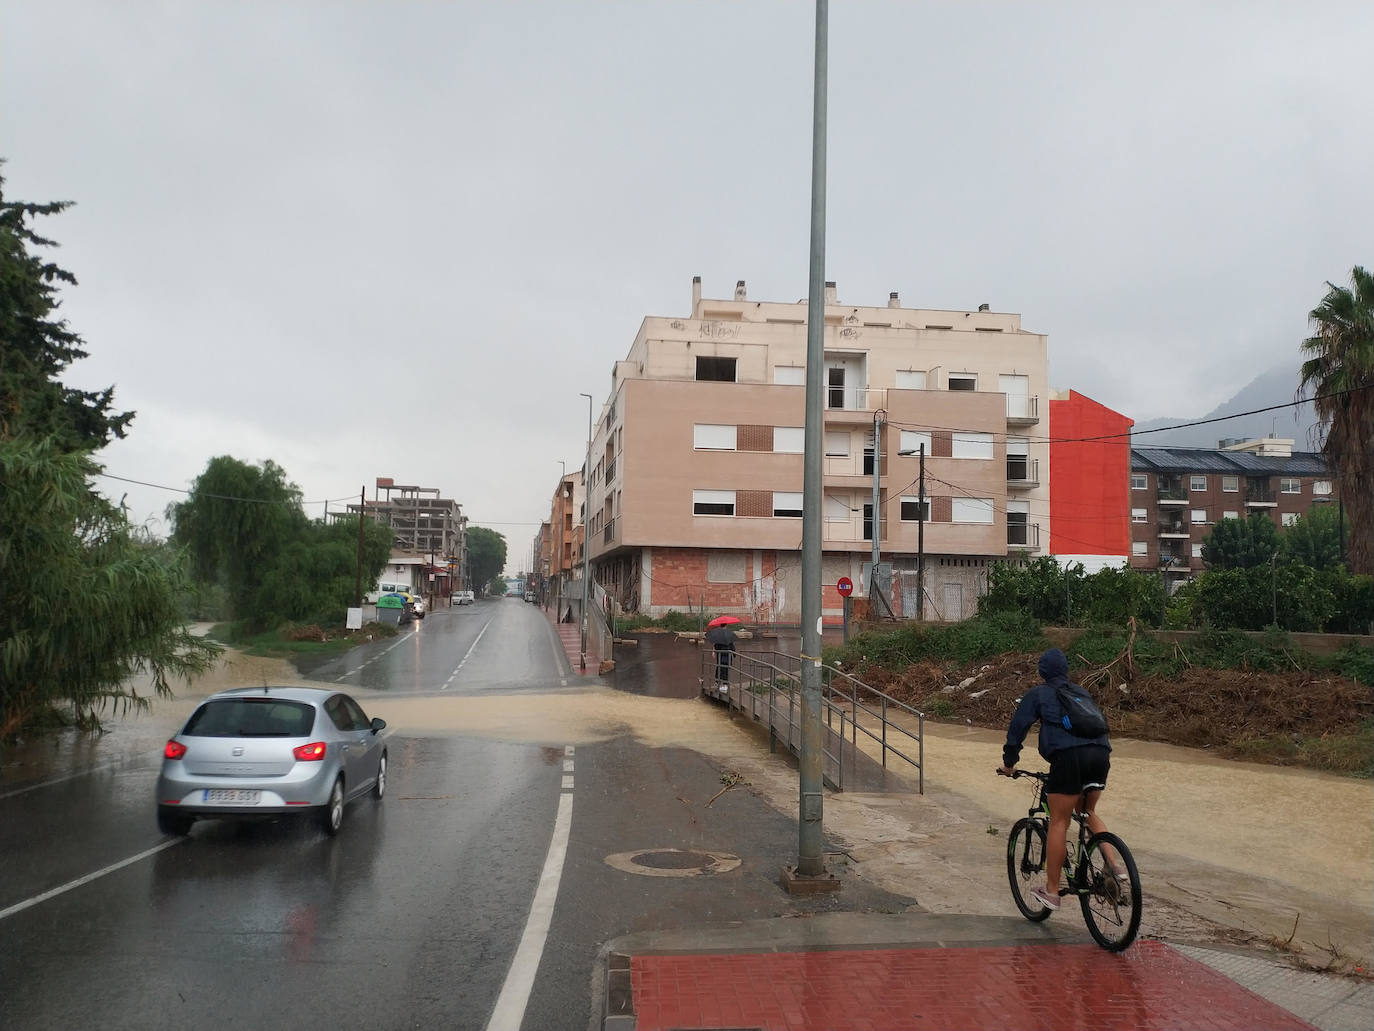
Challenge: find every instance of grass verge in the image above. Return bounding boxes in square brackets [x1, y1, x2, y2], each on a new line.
[207, 621, 398, 658]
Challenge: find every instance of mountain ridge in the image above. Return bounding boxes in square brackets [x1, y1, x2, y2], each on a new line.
[1130, 364, 1321, 451]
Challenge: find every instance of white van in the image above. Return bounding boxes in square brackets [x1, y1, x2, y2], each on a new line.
[365, 582, 408, 604]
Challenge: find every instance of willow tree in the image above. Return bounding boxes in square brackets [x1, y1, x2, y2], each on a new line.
[1300, 266, 1374, 575]
[0, 440, 220, 737]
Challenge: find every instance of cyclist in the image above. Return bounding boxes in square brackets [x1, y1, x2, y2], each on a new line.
[997, 646, 1116, 910]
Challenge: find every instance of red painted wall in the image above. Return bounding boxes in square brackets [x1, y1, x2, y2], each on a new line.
[1049, 391, 1133, 556]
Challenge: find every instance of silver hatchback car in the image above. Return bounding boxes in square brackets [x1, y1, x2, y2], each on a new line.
[156, 686, 387, 837]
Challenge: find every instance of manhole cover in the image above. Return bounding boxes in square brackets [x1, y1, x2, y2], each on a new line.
[604, 848, 742, 878]
[632, 850, 716, 871]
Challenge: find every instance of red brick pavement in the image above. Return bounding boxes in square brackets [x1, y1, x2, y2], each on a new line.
[629, 940, 1315, 1031]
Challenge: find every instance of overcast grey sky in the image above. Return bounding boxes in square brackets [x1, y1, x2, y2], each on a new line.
[4, 1, 1369, 567]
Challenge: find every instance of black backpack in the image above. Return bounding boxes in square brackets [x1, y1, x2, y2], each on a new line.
[1056, 683, 1108, 738]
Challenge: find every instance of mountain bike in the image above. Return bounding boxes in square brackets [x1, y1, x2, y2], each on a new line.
[997, 768, 1142, 951]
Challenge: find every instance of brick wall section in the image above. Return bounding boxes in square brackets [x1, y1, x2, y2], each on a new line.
[647, 547, 752, 609]
[736, 490, 771, 517]
[931, 431, 953, 458]
[931, 496, 952, 522]
[737, 424, 774, 452]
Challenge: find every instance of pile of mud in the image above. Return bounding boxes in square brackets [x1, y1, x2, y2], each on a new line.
[853, 651, 1374, 771]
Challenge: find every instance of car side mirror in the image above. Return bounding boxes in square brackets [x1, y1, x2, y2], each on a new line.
[370, 717, 387, 734]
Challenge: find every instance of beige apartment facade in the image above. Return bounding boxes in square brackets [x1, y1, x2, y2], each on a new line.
[584, 279, 1050, 625]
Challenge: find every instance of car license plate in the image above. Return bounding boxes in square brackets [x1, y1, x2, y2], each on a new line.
[203, 789, 261, 805]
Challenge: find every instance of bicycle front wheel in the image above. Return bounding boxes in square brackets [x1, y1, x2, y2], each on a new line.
[1078, 831, 1142, 951]
[1006, 817, 1052, 922]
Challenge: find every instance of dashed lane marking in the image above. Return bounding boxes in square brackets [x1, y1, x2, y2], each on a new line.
[334, 630, 412, 682]
[0, 840, 184, 921]
[443, 619, 492, 690]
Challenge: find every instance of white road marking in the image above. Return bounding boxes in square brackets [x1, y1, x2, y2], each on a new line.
[0, 839, 184, 921]
[561, 775, 574, 790]
[442, 619, 492, 690]
[334, 630, 412, 681]
[485, 780, 574, 1031]
[562, 760, 573, 773]
[564, 745, 574, 756]
[0, 762, 133, 801]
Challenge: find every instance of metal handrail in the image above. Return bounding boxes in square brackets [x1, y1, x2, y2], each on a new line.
[722, 649, 924, 794]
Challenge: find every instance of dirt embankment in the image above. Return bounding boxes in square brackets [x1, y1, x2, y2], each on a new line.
[852, 650, 1374, 774]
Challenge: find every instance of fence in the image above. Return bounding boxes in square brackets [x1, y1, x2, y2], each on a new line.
[701, 648, 924, 793]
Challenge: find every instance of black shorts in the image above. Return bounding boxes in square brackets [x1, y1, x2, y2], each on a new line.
[1045, 745, 1110, 796]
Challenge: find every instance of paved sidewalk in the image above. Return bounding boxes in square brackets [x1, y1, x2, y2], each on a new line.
[603, 914, 1371, 1031]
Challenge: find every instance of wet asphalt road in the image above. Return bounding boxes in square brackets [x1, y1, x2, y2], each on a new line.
[0, 599, 911, 1030]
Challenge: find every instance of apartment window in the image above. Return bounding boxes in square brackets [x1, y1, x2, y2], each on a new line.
[1132, 541, 1148, 557]
[774, 426, 804, 454]
[824, 431, 850, 457]
[900, 496, 929, 521]
[1282, 511, 1299, 527]
[695, 356, 736, 382]
[1280, 478, 1301, 494]
[1223, 510, 1239, 520]
[692, 489, 735, 516]
[951, 432, 994, 460]
[948, 373, 977, 391]
[773, 492, 803, 518]
[899, 430, 932, 455]
[951, 497, 994, 524]
[1131, 508, 1147, 523]
[1222, 476, 1239, 492]
[1130, 474, 1147, 490]
[773, 365, 805, 385]
[895, 370, 927, 390]
[1191, 509, 1207, 524]
[1190, 475, 1207, 491]
[1191, 543, 1203, 557]
[693, 424, 736, 450]
[1314, 480, 1332, 496]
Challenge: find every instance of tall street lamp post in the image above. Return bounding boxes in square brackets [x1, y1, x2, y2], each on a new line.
[579, 392, 593, 673]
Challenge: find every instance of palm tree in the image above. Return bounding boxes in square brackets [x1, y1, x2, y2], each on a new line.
[1299, 265, 1374, 575]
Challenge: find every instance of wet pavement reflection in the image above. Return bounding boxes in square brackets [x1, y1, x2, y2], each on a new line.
[608, 628, 844, 698]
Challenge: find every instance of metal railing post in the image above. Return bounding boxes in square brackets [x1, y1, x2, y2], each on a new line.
[881, 695, 888, 767]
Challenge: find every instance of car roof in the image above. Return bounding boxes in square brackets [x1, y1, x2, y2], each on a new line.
[201, 686, 341, 705]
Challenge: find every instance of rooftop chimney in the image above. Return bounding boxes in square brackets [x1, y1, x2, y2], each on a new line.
[691, 275, 701, 314]
[824, 281, 837, 304]
[888, 291, 900, 308]
[735, 279, 747, 300]
[977, 302, 990, 312]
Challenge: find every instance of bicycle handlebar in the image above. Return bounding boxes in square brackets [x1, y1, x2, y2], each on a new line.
[995, 768, 1048, 782]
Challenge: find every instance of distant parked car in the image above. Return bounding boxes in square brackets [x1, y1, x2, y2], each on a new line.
[524, 591, 536, 603]
[155, 687, 387, 837]
[451, 590, 475, 605]
[404, 592, 425, 618]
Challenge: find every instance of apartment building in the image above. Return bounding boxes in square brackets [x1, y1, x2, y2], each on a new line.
[582, 278, 1051, 624]
[344, 478, 470, 591]
[1128, 438, 1335, 586]
[1048, 390, 1133, 572]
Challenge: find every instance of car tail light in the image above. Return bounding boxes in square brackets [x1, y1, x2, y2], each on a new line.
[164, 740, 187, 760]
[293, 742, 327, 761]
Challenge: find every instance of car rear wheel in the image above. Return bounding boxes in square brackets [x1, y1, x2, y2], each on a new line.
[373, 752, 387, 800]
[157, 808, 193, 836]
[320, 776, 345, 836]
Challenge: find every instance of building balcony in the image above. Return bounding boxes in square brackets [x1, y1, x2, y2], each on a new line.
[602, 517, 617, 545]
[1007, 521, 1041, 551]
[1245, 487, 1277, 506]
[825, 386, 887, 413]
[1007, 458, 1040, 489]
[1006, 395, 1039, 425]
[605, 457, 617, 484]
[1157, 485, 1187, 504]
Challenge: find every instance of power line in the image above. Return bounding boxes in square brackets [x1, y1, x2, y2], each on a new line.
[95, 471, 357, 507]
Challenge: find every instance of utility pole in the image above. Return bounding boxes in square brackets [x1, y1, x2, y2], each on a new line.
[353, 486, 365, 607]
[792, 0, 830, 888]
[917, 443, 926, 621]
[579, 392, 594, 673]
[869, 409, 886, 619]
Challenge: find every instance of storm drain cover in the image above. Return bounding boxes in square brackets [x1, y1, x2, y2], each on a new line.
[604, 848, 742, 878]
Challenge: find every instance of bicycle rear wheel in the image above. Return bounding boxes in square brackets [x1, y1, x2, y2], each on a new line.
[1006, 817, 1052, 922]
[1078, 831, 1142, 950]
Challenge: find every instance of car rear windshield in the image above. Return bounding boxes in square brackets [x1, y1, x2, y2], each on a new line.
[182, 699, 316, 738]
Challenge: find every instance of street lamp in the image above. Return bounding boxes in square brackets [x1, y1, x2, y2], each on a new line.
[579, 392, 593, 673]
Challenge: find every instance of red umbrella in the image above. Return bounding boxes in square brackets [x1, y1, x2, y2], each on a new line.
[707, 615, 742, 628]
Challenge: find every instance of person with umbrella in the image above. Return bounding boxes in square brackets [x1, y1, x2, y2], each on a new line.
[705, 615, 741, 693]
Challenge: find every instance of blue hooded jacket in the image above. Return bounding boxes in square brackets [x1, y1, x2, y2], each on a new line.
[1002, 647, 1110, 768]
